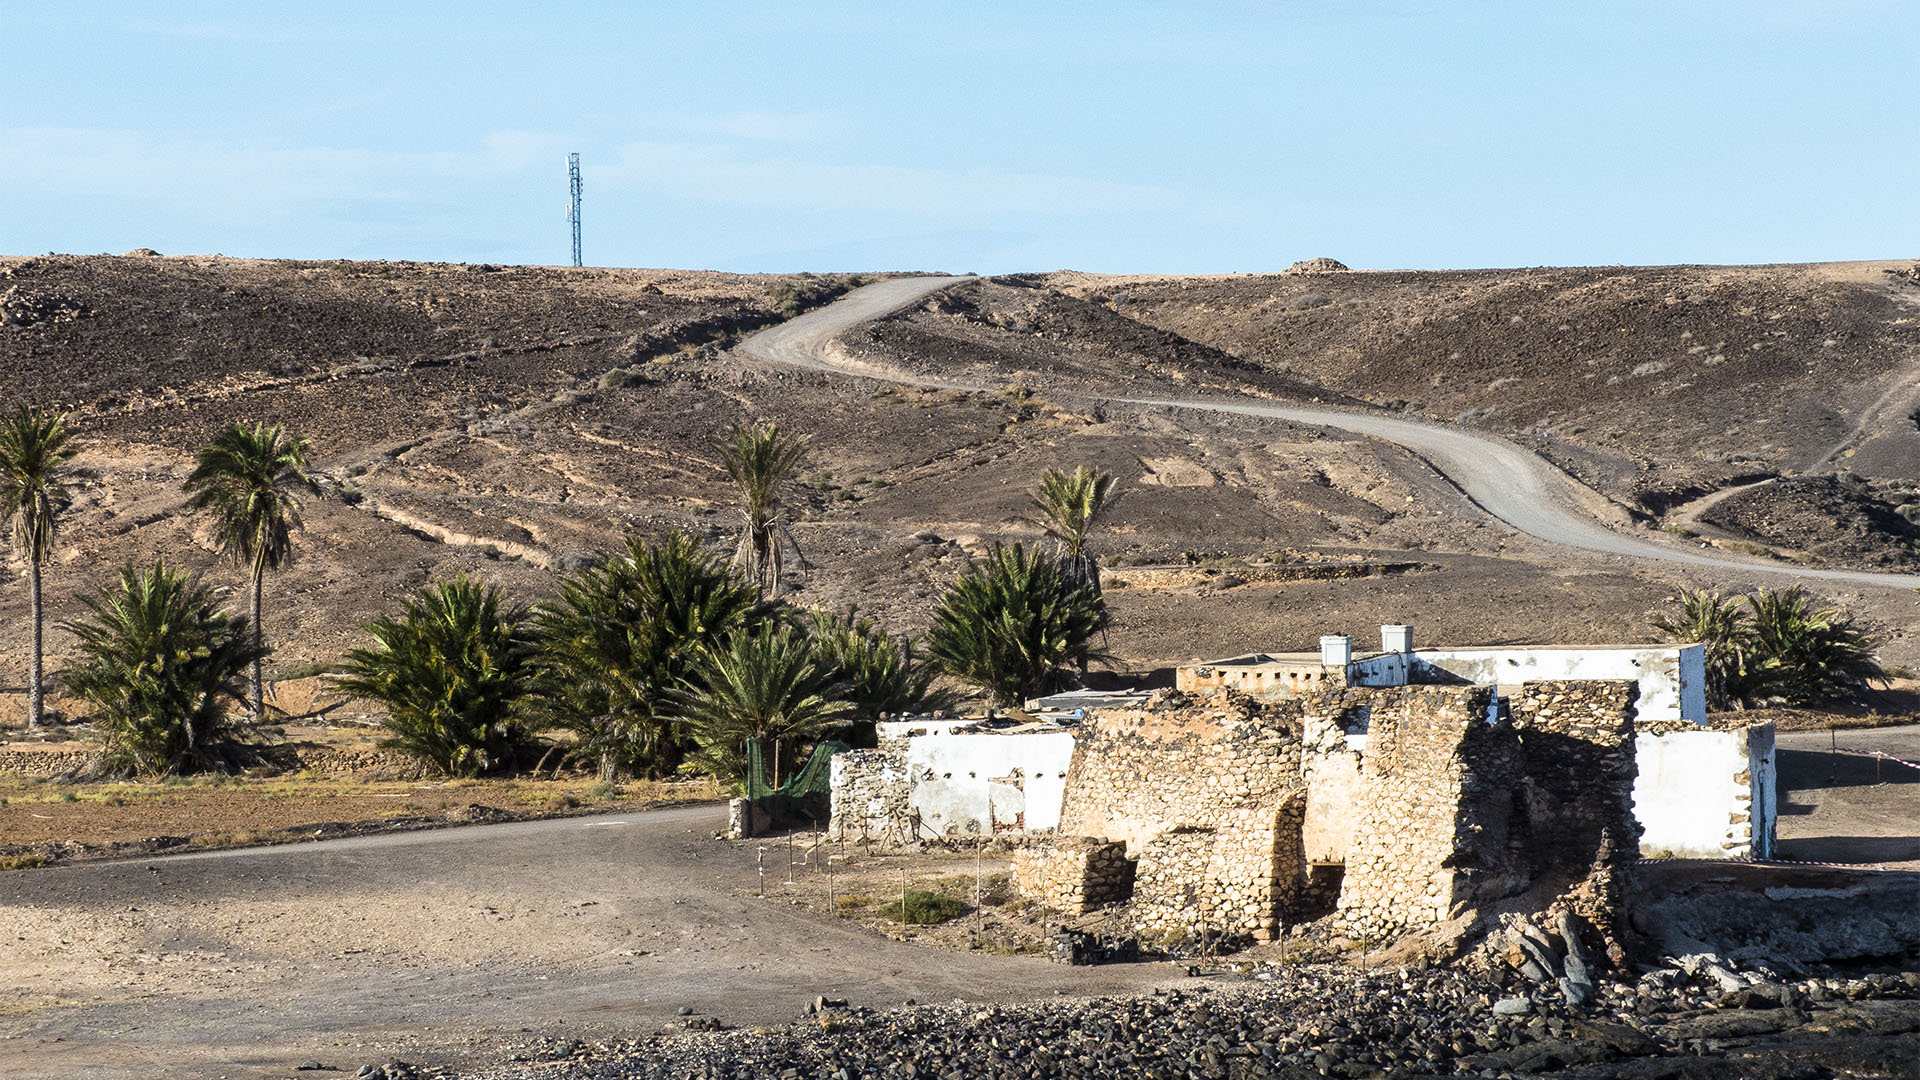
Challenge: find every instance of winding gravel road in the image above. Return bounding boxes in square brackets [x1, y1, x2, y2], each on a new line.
[743, 276, 1920, 590]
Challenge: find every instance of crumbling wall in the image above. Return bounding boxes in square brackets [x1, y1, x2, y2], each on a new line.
[1011, 837, 1135, 914]
[1056, 691, 1305, 851]
[905, 731, 1075, 837]
[1336, 686, 1522, 939]
[1130, 796, 1306, 942]
[828, 749, 911, 843]
[1509, 680, 1642, 934]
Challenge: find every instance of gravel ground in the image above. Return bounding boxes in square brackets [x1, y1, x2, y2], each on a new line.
[460, 962, 1920, 1080]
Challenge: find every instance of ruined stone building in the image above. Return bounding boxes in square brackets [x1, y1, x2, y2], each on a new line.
[828, 625, 1775, 947]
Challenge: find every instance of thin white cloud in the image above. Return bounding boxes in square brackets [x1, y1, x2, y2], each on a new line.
[594, 140, 1180, 217]
[0, 127, 1181, 224]
[0, 128, 530, 205]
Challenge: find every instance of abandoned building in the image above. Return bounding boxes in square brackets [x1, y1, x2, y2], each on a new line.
[828, 625, 1776, 945]
[1178, 624, 1708, 728]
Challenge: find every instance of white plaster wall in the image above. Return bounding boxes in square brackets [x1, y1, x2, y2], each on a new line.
[904, 732, 1076, 837]
[1349, 646, 1707, 727]
[1634, 728, 1771, 859]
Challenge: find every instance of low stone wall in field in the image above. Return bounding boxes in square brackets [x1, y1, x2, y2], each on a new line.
[1011, 836, 1134, 914]
[0, 748, 96, 777]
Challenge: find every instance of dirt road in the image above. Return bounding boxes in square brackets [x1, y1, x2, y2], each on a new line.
[744, 276, 1920, 590]
[0, 805, 1168, 1080]
[1777, 724, 1920, 866]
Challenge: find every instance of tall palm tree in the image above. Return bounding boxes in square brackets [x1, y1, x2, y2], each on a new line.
[0, 406, 85, 728]
[720, 422, 808, 598]
[1031, 466, 1116, 595]
[182, 422, 312, 722]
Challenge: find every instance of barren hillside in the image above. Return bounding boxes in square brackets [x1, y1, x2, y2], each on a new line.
[1048, 262, 1920, 545]
[1, 254, 1917, 710]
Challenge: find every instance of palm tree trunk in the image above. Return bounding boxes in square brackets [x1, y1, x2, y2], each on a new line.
[26, 557, 42, 729]
[250, 566, 265, 722]
[599, 749, 618, 783]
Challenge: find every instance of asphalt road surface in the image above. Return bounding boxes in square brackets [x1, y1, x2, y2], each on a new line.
[743, 276, 1920, 591]
[0, 805, 1167, 1080]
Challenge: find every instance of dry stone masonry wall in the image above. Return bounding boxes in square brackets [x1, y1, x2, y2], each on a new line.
[1334, 686, 1522, 940]
[828, 749, 912, 843]
[1056, 692, 1304, 851]
[1130, 796, 1306, 942]
[1011, 837, 1135, 914]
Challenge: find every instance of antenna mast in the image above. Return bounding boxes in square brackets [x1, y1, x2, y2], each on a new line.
[567, 152, 583, 267]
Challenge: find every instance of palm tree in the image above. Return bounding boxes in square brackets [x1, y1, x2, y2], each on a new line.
[720, 422, 808, 598]
[1742, 587, 1885, 706]
[182, 422, 312, 722]
[809, 607, 953, 723]
[671, 623, 851, 789]
[341, 574, 537, 778]
[1031, 466, 1117, 595]
[1650, 589, 1749, 709]
[533, 532, 763, 780]
[0, 406, 86, 728]
[63, 561, 264, 776]
[926, 542, 1107, 707]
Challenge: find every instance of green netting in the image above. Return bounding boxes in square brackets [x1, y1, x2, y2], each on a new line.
[743, 738, 847, 828]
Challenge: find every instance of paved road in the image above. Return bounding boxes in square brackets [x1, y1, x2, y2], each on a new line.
[0, 805, 1166, 1080]
[743, 276, 1920, 590]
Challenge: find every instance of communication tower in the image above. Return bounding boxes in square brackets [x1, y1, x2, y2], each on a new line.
[567, 153, 583, 267]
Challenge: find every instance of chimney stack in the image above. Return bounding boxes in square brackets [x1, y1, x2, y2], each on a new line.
[1381, 623, 1413, 654]
[1319, 634, 1353, 668]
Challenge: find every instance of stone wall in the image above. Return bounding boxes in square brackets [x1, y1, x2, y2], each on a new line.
[1335, 686, 1522, 940]
[0, 744, 424, 779]
[0, 748, 95, 777]
[1510, 681, 1641, 869]
[1011, 837, 1135, 914]
[828, 749, 912, 843]
[1130, 796, 1306, 942]
[1056, 691, 1315, 851]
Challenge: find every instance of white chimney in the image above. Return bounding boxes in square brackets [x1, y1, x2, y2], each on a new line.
[1319, 634, 1353, 668]
[1381, 624, 1413, 654]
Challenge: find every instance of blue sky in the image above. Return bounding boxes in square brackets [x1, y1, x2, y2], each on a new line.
[3, 2, 1914, 272]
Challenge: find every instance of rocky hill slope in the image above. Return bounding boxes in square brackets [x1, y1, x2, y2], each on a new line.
[2, 254, 1916, 712]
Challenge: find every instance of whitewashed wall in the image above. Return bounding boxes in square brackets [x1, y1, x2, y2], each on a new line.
[1633, 725, 1776, 859]
[904, 732, 1077, 837]
[1348, 645, 1707, 727]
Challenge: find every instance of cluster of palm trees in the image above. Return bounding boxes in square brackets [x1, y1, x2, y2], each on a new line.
[0, 407, 311, 773]
[332, 428, 1119, 785]
[1651, 587, 1886, 709]
[1, 406, 1119, 782]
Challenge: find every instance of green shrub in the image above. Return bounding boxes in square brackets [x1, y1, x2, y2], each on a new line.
[927, 542, 1106, 705]
[63, 561, 266, 776]
[342, 574, 537, 777]
[879, 889, 971, 925]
